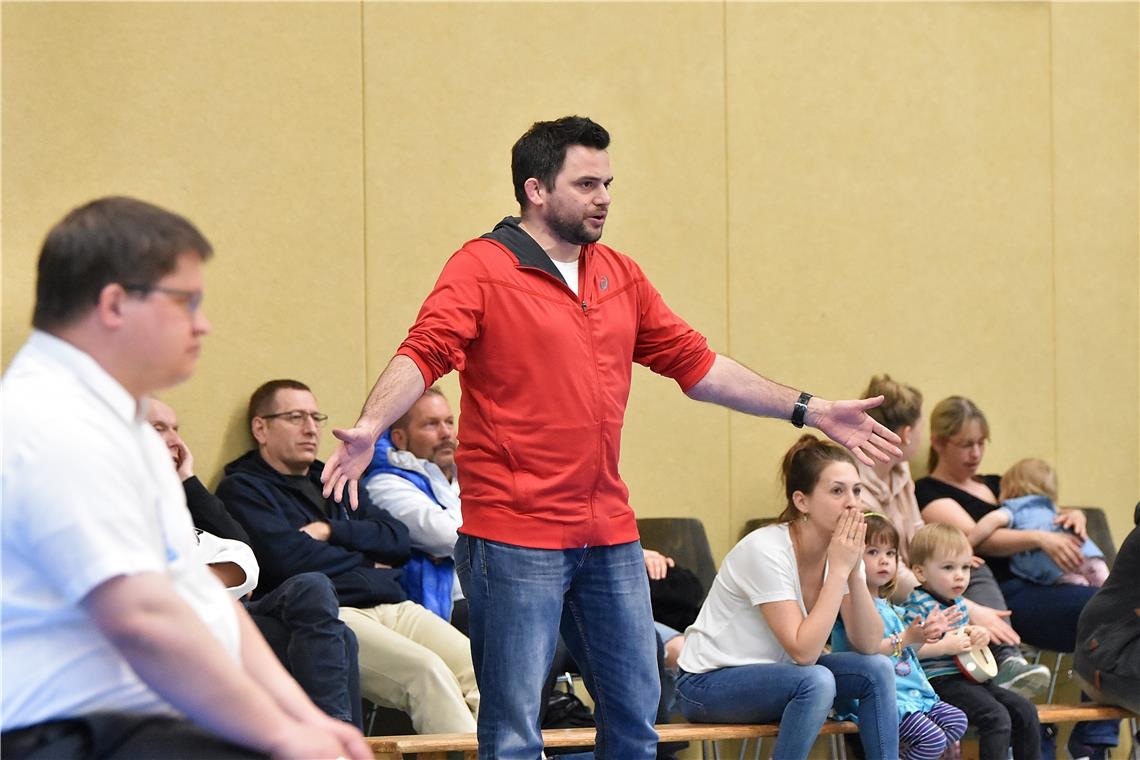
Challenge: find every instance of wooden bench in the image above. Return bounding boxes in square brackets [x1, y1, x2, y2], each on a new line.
[368, 703, 1138, 759]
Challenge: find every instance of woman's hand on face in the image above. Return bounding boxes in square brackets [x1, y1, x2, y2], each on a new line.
[1038, 530, 1084, 573]
[827, 508, 866, 577]
[1055, 509, 1088, 540]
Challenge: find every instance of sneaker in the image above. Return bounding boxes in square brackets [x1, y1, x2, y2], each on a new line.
[1067, 734, 1109, 760]
[992, 656, 1051, 698]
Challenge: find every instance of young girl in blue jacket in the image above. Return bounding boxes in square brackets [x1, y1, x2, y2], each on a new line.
[832, 513, 968, 760]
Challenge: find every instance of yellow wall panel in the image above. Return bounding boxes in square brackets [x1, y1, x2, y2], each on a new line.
[360, 2, 731, 553]
[726, 3, 1060, 538]
[2, 0, 1136, 563]
[1, 2, 367, 484]
[1051, 2, 1140, 546]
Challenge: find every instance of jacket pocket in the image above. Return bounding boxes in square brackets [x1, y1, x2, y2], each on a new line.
[500, 439, 536, 510]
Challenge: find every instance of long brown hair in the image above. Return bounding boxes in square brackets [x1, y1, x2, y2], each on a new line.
[778, 434, 858, 522]
[861, 374, 922, 434]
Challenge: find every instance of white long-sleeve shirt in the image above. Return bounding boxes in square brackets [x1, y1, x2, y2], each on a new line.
[364, 448, 463, 601]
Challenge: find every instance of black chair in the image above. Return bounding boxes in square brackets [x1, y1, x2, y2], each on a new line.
[739, 516, 779, 542]
[636, 517, 718, 597]
[1077, 506, 1118, 569]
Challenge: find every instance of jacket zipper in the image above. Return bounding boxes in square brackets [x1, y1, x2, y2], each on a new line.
[516, 259, 604, 537]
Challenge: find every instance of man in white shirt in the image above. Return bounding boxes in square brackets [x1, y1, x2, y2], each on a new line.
[365, 387, 460, 556]
[362, 387, 465, 623]
[0, 197, 369, 759]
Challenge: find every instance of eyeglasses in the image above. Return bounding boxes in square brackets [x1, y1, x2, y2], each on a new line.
[260, 410, 329, 427]
[122, 284, 204, 313]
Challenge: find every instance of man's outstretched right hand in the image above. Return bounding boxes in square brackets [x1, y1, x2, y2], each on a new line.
[320, 425, 377, 509]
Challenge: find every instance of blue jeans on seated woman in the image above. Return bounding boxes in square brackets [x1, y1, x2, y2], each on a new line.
[675, 652, 898, 760]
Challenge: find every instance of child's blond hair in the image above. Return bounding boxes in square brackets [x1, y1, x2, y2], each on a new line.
[1000, 458, 1057, 501]
[909, 523, 971, 568]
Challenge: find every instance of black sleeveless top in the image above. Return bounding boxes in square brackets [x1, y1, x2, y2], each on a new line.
[915, 474, 1011, 581]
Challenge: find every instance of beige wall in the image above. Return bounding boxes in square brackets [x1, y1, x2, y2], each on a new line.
[3, 1, 1137, 559]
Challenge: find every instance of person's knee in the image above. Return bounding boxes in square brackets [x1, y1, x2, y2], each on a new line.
[796, 665, 837, 708]
[913, 730, 948, 759]
[864, 653, 895, 690]
[281, 572, 341, 621]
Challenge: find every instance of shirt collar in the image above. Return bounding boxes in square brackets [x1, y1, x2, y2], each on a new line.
[27, 330, 146, 425]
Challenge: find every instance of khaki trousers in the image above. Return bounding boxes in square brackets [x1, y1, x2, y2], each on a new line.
[339, 601, 479, 734]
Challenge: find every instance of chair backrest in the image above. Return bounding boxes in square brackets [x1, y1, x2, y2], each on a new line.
[636, 517, 718, 597]
[1070, 507, 1118, 570]
[739, 516, 779, 542]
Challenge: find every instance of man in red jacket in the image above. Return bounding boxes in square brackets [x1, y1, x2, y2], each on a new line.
[323, 116, 901, 759]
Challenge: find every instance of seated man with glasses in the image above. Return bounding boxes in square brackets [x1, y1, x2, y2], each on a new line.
[216, 379, 479, 735]
[146, 397, 363, 729]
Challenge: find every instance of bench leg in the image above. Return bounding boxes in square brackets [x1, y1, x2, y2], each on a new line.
[737, 737, 762, 760]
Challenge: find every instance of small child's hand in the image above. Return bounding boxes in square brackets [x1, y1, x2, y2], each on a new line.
[903, 618, 926, 647]
[965, 625, 990, 649]
[944, 628, 973, 655]
[922, 606, 963, 642]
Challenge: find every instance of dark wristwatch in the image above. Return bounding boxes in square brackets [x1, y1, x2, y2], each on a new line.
[791, 391, 812, 428]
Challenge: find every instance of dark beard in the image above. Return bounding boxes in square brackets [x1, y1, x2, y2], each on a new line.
[547, 211, 602, 246]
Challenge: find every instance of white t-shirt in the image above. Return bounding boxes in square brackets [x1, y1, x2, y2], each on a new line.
[1, 331, 241, 730]
[678, 522, 848, 673]
[550, 256, 579, 297]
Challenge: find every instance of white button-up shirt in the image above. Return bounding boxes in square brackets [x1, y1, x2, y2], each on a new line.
[1, 331, 239, 730]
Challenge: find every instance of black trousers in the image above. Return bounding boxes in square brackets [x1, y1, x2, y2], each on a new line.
[930, 674, 1041, 760]
[0, 713, 265, 760]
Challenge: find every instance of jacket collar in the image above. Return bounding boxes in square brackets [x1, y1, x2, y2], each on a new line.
[224, 448, 325, 490]
[482, 216, 584, 286]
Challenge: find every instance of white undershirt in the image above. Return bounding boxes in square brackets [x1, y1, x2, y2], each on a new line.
[550, 257, 579, 297]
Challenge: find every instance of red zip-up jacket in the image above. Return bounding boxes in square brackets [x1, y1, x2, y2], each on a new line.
[396, 217, 716, 549]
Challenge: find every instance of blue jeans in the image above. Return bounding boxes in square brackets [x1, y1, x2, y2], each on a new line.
[675, 652, 899, 759]
[456, 536, 659, 760]
[248, 572, 361, 727]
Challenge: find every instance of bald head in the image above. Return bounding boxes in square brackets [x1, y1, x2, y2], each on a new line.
[146, 397, 192, 478]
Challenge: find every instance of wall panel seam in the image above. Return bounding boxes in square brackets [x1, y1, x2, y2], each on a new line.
[1047, 3, 1059, 469]
[359, 0, 370, 391]
[721, 0, 734, 539]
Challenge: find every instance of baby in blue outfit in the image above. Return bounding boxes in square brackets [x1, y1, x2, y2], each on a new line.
[970, 458, 1107, 586]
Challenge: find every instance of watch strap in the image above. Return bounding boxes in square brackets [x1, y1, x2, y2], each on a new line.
[791, 391, 812, 428]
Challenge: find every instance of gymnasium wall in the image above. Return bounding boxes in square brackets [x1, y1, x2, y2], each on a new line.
[3, 1, 1136, 561]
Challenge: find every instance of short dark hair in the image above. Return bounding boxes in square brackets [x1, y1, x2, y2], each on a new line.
[511, 116, 610, 208]
[248, 379, 312, 428]
[32, 196, 213, 330]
